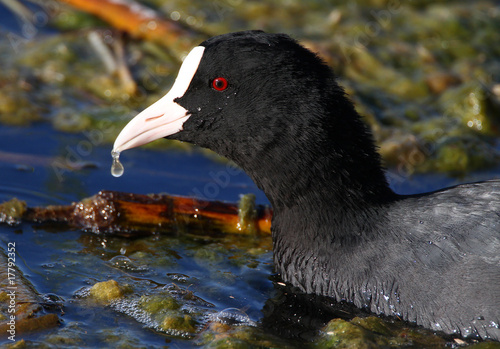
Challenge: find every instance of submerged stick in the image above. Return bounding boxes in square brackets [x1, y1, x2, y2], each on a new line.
[1, 191, 272, 237]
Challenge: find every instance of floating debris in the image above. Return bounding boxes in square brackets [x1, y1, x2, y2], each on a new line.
[0, 191, 272, 236]
[88, 279, 132, 304]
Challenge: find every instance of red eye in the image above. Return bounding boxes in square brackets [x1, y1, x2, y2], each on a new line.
[212, 77, 228, 91]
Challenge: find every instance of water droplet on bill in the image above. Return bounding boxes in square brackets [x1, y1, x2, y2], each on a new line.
[111, 151, 124, 177]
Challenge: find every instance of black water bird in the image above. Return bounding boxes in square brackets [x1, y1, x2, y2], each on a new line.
[113, 31, 500, 340]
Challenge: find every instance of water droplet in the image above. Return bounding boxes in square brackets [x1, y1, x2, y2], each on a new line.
[111, 151, 124, 177]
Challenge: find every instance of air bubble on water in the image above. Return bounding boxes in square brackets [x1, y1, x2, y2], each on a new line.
[110, 298, 197, 337]
[111, 151, 124, 177]
[208, 307, 256, 327]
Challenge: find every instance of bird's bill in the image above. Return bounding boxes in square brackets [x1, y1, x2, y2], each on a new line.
[113, 46, 205, 153]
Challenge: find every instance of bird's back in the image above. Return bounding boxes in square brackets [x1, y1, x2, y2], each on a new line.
[382, 180, 500, 339]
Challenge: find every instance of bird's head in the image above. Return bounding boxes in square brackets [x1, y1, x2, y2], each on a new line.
[113, 31, 341, 161]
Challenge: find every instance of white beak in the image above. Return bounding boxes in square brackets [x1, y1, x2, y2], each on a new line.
[113, 46, 205, 153]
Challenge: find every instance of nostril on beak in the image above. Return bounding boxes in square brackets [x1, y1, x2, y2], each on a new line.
[145, 114, 165, 122]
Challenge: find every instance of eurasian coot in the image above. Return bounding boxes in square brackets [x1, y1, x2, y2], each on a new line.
[113, 31, 500, 340]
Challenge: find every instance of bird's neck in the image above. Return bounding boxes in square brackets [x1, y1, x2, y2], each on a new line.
[236, 105, 397, 296]
[245, 145, 395, 246]
[240, 107, 396, 217]
[239, 116, 396, 295]
[246, 152, 394, 213]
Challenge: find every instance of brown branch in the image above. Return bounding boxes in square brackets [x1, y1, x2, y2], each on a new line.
[5, 191, 272, 237]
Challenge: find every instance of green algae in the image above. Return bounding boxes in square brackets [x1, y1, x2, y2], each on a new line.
[438, 82, 499, 136]
[139, 294, 198, 334]
[237, 194, 258, 235]
[343, 47, 429, 99]
[89, 279, 132, 304]
[200, 324, 293, 349]
[99, 330, 150, 349]
[193, 244, 227, 265]
[159, 313, 197, 334]
[52, 108, 92, 132]
[314, 316, 447, 349]
[0, 198, 27, 225]
[428, 136, 500, 174]
[139, 294, 181, 313]
[0, 90, 42, 126]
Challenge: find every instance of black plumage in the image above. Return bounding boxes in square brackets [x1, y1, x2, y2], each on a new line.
[114, 31, 500, 340]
